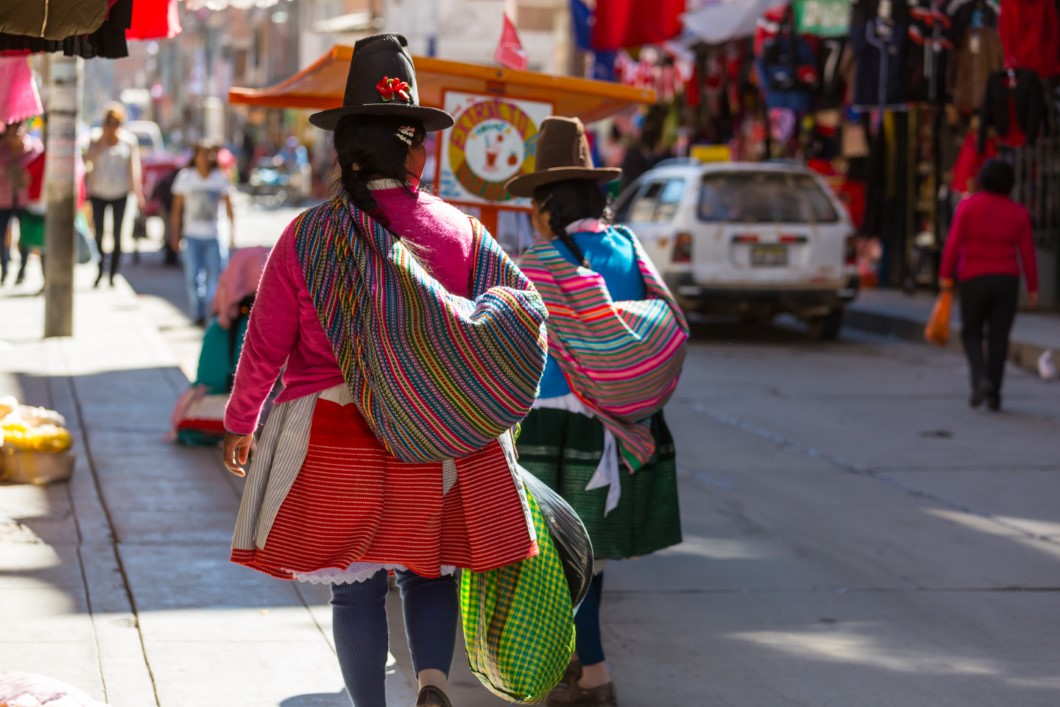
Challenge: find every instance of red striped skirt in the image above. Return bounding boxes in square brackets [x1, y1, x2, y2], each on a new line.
[230, 390, 537, 580]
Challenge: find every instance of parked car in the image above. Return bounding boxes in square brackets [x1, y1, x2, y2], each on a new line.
[613, 160, 860, 339]
[248, 154, 311, 208]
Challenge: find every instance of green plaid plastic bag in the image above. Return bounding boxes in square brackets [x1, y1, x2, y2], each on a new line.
[460, 491, 576, 703]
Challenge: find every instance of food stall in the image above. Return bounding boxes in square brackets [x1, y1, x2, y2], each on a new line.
[229, 46, 655, 249]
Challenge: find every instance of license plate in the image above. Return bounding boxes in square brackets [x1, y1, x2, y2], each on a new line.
[750, 244, 788, 267]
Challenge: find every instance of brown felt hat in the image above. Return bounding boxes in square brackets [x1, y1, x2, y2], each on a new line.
[505, 117, 621, 198]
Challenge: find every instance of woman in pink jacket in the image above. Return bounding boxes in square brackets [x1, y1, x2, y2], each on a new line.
[940, 159, 1038, 411]
[222, 35, 538, 707]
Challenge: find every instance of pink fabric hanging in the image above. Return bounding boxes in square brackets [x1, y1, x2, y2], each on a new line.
[0, 56, 42, 125]
[127, 0, 182, 40]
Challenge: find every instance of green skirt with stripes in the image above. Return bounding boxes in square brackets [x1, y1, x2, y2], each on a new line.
[516, 408, 682, 560]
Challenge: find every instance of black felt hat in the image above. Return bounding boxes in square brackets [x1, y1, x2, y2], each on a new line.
[308, 34, 454, 132]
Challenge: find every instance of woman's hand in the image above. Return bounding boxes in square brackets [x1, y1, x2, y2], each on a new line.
[940, 278, 954, 291]
[223, 432, 254, 477]
[1028, 292, 1039, 309]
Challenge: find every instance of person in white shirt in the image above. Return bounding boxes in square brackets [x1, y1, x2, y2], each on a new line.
[170, 141, 235, 326]
[86, 103, 144, 287]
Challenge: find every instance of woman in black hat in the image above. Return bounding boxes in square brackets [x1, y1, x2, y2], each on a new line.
[221, 34, 542, 707]
[506, 117, 685, 707]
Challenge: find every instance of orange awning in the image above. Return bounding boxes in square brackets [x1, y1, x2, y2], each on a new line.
[228, 45, 656, 123]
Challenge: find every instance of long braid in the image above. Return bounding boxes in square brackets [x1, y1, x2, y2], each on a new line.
[548, 209, 590, 269]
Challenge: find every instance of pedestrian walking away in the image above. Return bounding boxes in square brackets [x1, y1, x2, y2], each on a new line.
[939, 158, 1039, 412]
[0, 120, 42, 285]
[170, 141, 235, 326]
[85, 102, 145, 287]
[222, 33, 549, 707]
[506, 116, 688, 707]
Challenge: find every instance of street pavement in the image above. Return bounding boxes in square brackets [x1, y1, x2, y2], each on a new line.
[1, 202, 1060, 706]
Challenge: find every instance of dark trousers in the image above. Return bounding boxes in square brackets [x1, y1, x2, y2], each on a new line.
[90, 195, 128, 280]
[575, 571, 606, 666]
[331, 569, 458, 707]
[0, 208, 15, 280]
[959, 275, 1019, 393]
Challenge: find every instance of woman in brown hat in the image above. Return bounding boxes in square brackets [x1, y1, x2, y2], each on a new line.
[222, 34, 545, 707]
[506, 117, 685, 707]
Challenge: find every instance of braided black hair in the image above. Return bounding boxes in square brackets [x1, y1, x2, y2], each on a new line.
[533, 179, 610, 269]
[332, 114, 425, 227]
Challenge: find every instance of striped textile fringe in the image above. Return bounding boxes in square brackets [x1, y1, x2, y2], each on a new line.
[517, 225, 689, 471]
[293, 195, 548, 463]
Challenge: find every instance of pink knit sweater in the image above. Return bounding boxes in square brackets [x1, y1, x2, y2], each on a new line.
[224, 187, 475, 435]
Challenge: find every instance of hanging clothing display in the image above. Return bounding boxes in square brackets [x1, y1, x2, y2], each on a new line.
[0, 0, 108, 40]
[817, 37, 851, 108]
[0, 0, 131, 59]
[951, 130, 995, 193]
[128, 0, 183, 41]
[907, 0, 955, 103]
[998, 0, 1060, 77]
[0, 56, 42, 125]
[978, 68, 1046, 151]
[850, 19, 910, 109]
[755, 6, 820, 113]
[952, 27, 1004, 111]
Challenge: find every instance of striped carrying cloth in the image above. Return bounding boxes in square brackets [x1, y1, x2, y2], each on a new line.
[518, 225, 689, 470]
[294, 195, 548, 463]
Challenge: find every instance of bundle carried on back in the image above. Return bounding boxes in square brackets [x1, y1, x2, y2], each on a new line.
[519, 225, 689, 470]
[295, 194, 549, 462]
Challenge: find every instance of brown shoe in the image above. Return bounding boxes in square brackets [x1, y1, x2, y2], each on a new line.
[547, 679, 617, 706]
[416, 685, 453, 707]
[559, 657, 583, 686]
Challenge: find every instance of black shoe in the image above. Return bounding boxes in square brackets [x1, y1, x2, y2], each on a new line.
[416, 686, 453, 707]
[970, 380, 993, 408]
[109, 275, 117, 287]
[194, 317, 206, 328]
[987, 394, 1001, 412]
[94, 272, 104, 288]
[14, 270, 25, 285]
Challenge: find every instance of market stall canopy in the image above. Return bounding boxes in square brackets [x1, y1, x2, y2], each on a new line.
[683, 0, 788, 45]
[228, 45, 656, 123]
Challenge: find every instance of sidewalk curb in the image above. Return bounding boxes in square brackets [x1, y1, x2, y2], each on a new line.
[845, 304, 1050, 376]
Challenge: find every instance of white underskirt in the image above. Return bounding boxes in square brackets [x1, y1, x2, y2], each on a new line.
[532, 394, 622, 515]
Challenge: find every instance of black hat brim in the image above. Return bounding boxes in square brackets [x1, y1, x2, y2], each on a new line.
[505, 167, 622, 198]
[309, 103, 454, 132]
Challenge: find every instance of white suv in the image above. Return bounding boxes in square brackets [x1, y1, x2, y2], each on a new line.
[614, 160, 859, 339]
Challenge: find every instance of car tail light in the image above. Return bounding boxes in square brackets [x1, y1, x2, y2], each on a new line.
[779, 234, 808, 244]
[844, 235, 857, 266]
[732, 233, 760, 244]
[672, 232, 694, 263]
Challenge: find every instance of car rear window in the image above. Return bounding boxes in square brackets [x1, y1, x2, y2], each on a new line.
[697, 172, 839, 223]
[621, 178, 686, 223]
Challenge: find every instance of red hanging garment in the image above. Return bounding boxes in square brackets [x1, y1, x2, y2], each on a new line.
[591, 0, 685, 51]
[128, 0, 183, 40]
[999, 0, 1060, 76]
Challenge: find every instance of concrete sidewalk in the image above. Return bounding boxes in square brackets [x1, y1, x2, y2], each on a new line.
[847, 289, 1059, 375]
[0, 268, 416, 706]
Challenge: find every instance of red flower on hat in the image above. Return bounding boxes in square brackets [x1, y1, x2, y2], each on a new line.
[376, 76, 411, 103]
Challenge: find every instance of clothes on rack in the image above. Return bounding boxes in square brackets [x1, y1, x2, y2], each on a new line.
[0, 0, 131, 59]
[850, 19, 910, 109]
[998, 0, 1060, 77]
[978, 68, 1047, 151]
[952, 27, 1004, 111]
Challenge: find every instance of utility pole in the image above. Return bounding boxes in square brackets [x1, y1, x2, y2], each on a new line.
[43, 56, 83, 338]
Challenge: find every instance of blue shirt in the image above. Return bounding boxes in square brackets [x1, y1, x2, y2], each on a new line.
[537, 226, 647, 398]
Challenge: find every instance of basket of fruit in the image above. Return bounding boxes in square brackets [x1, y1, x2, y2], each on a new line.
[0, 397, 76, 485]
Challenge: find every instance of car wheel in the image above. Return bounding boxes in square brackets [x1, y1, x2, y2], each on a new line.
[807, 308, 843, 341]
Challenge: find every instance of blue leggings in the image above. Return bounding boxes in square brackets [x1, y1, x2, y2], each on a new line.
[575, 571, 606, 666]
[331, 569, 458, 707]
